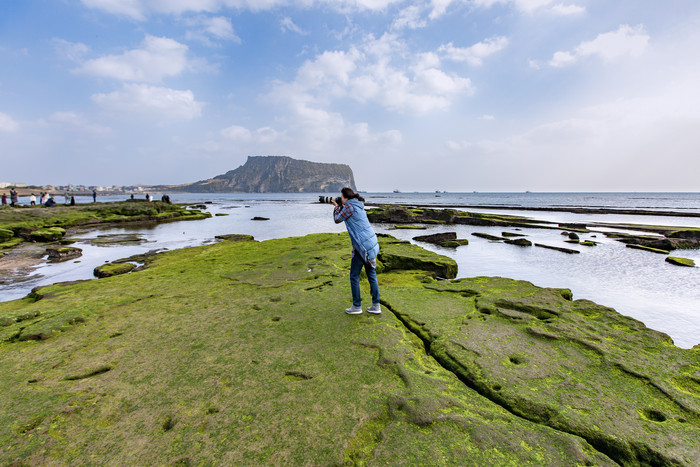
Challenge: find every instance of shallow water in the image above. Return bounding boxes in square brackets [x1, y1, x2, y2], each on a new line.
[2, 192, 699, 348]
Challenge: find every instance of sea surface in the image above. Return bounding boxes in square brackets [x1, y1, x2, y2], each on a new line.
[2, 192, 699, 348]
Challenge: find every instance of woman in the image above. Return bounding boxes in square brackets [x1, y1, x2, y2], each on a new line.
[333, 187, 381, 315]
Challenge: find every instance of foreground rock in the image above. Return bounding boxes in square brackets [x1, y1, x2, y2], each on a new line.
[46, 246, 82, 262]
[0, 233, 697, 465]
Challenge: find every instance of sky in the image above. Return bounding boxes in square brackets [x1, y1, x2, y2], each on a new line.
[1, 0, 699, 192]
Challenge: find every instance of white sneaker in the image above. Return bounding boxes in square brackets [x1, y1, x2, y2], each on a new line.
[366, 303, 381, 314]
[345, 305, 363, 315]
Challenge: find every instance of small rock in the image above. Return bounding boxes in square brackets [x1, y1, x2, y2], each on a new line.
[665, 257, 695, 267]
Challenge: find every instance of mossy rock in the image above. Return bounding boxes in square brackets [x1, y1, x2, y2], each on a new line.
[378, 236, 457, 278]
[0, 233, 697, 465]
[28, 227, 66, 242]
[93, 262, 137, 278]
[665, 256, 696, 267]
[214, 213, 229, 216]
[580, 240, 598, 247]
[251, 217, 270, 221]
[439, 239, 469, 248]
[214, 234, 256, 242]
[393, 224, 427, 230]
[627, 244, 670, 254]
[46, 246, 82, 262]
[0, 228, 13, 242]
[504, 238, 532, 247]
[472, 232, 503, 241]
[0, 238, 22, 250]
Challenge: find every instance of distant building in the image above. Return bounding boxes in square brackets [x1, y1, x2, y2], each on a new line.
[0, 182, 28, 188]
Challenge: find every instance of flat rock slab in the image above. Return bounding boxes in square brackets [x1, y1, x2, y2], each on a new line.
[535, 243, 580, 254]
[0, 233, 697, 465]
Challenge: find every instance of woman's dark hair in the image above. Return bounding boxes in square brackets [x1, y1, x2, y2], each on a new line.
[341, 187, 365, 202]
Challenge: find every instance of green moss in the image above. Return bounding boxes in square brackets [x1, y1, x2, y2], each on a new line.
[0, 202, 210, 238]
[93, 262, 137, 278]
[0, 237, 22, 249]
[393, 224, 427, 230]
[28, 227, 66, 242]
[378, 235, 458, 278]
[0, 233, 696, 466]
[626, 244, 670, 254]
[0, 228, 13, 242]
[665, 256, 696, 267]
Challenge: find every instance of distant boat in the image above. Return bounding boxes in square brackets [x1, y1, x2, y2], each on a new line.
[393, 189, 400, 193]
[525, 190, 532, 194]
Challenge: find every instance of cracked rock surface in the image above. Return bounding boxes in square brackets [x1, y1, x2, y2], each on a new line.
[0, 233, 697, 465]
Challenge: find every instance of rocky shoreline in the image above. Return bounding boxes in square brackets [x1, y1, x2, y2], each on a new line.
[0, 232, 698, 464]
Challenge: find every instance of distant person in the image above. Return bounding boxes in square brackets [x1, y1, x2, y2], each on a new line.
[161, 194, 171, 204]
[10, 188, 18, 207]
[44, 196, 56, 207]
[1, 193, 6, 205]
[130, 194, 134, 200]
[29, 193, 36, 205]
[332, 187, 381, 315]
[64, 192, 70, 205]
[41, 192, 49, 204]
[70, 196, 76, 206]
[92, 189, 97, 203]
[146, 193, 152, 202]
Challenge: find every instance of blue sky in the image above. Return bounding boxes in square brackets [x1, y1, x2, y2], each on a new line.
[1, 0, 699, 191]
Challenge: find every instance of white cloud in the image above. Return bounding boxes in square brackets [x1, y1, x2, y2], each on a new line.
[473, 0, 586, 14]
[221, 124, 283, 143]
[80, 0, 405, 20]
[52, 38, 90, 62]
[48, 111, 112, 135]
[548, 3, 584, 15]
[392, 5, 426, 30]
[91, 84, 204, 120]
[550, 24, 650, 67]
[439, 36, 508, 66]
[280, 17, 307, 35]
[272, 33, 474, 115]
[185, 16, 240, 44]
[0, 112, 19, 133]
[479, 114, 495, 120]
[78, 35, 190, 82]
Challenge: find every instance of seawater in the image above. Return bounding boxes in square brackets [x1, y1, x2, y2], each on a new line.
[2, 192, 699, 348]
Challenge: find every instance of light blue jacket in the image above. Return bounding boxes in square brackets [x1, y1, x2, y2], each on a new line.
[339, 198, 380, 263]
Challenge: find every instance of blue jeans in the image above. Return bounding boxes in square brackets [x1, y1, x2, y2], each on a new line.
[350, 252, 379, 307]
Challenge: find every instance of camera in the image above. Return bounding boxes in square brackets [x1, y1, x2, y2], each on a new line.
[319, 195, 343, 206]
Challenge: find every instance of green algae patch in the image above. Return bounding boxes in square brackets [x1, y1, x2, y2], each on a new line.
[94, 262, 137, 278]
[381, 275, 700, 466]
[378, 235, 457, 278]
[393, 224, 427, 230]
[28, 227, 66, 242]
[627, 244, 670, 254]
[0, 233, 696, 465]
[0, 238, 22, 249]
[0, 202, 211, 247]
[0, 228, 13, 242]
[666, 256, 696, 267]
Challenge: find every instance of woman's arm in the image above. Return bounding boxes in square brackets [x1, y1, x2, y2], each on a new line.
[333, 202, 354, 224]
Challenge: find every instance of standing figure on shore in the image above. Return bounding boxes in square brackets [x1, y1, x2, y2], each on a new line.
[1, 193, 6, 205]
[92, 189, 97, 203]
[64, 192, 70, 205]
[332, 187, 381, 315]
[10, 188, 18, 207]
[29, 193, 36, 205]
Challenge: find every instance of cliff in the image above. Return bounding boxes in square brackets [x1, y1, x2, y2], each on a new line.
[176, 156, 356, 193]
